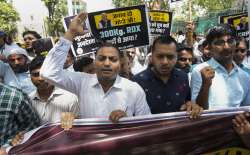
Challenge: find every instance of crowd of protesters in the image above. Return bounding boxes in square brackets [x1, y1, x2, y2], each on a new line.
[1, 12, 250, 154]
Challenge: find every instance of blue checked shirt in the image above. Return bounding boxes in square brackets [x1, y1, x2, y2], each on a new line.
[0, 83, 41, 146]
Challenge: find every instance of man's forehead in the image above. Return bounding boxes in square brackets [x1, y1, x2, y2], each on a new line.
[126, 48, 135, 52]
[9, 54, 26, 59]
[215, 35, 232, 40]
[31, 68, 40, 73]
[97, 47, 119, 56]
[24, 33, 35, 37]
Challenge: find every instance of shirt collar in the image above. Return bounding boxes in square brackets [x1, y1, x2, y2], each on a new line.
[29, 87, 63, 101]
[209, 58, 239, 72]
[90, 74, 123, 89]
[148, 67, 179, 82]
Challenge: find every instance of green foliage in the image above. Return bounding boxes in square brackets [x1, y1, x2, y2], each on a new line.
[42, 0, 68, 37]
[112, 0, 142, 8]
[193, 0, 235, 12]
[0, 1, 19, 34]
[112, 0, 169, 10]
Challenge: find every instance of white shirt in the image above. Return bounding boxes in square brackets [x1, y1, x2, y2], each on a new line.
[29, 87, 79, 124]
[131, 56, 147, 75]
[40, 37, 151, 118]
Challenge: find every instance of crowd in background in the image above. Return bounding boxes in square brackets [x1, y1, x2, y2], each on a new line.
[1, 12, 250, 154]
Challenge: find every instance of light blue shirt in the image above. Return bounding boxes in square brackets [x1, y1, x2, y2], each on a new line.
[191, 58, 250, 110]
[0, 61, 20, 88]
[239, 63, 250, 75]
[15, 72, 36, 95]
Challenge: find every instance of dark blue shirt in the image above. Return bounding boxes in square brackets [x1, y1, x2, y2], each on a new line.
[133, 68, 191, 114]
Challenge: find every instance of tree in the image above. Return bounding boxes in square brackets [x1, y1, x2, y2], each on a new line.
[112, 0, 169, 10]
[0, 0, 20, 34]
[193, 0, 235, 13]
[42, 0, 68, 37]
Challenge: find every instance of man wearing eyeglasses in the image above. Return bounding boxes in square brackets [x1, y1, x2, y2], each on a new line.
[233, 37, 250, 75]
[191, 24, 250, 110]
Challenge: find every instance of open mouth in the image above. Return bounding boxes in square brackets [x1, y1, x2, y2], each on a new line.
[101, 69, 113, 74]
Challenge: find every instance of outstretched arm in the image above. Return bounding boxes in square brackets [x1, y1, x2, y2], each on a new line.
[40, 13, 88, 95]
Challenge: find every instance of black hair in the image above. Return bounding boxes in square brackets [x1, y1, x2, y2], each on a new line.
[22, 30, 42, 39]
[95, 42, 120, 57]
[152, 35, 177, 52]
[201, 39, 209, 48]
[29, 56, 45, 72]
[206, 24, 236, 45]
[235, 37, 248, 49]
[177, 31, 184, 35]
[0, 33, 13, 45]
[177, 46, 193, 56]
[73, 57, 94, 72]
[119, 50, 127, 58]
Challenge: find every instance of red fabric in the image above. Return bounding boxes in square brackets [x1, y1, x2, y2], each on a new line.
[9, 110, 247, 155]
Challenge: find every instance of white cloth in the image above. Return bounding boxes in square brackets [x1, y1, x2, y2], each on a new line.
[177, 35, 185, 43]
[131, 56, 147, 75]
[242, 56, 250, 69]
[29, 87, 79, 124]
[0, 43, 20, 57]
[0, 61, 20, 88]
[40, 37, 151, 118]
[5, 47, 29, 59]
[15, 72, 36, 95]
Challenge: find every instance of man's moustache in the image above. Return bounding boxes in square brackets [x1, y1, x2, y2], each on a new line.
[101, 68, 112, 71]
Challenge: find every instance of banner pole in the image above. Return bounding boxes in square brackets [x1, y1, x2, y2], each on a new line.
[189, 0, 192, 21]
[247, 0, 250, 49]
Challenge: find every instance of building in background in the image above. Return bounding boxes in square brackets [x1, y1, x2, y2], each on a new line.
[67, 0, 87, 16]
[8, 0, 48, 39]
[7, 0, 113, 40]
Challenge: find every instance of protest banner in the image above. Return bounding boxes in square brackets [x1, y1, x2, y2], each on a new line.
[149, 11, 172, 36]
[228, 14, 249, 41]
[219, 13, 249, 41]
[63, 15, 100, 57]
[8, 107, 250, 155]
[219, 13, 247, 25]
[87, 5, 150, 50]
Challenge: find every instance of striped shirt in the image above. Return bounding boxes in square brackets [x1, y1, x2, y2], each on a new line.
[0, 83, 40, 146]
[29, 87, 79, 124]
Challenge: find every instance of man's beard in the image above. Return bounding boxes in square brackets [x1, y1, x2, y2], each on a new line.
[181, 65, 191, 73]
[13, 64, 29, 73]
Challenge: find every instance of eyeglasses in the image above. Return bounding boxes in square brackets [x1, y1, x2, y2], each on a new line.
[212, 38, 236, 47]
[30, 72, 40, 77]
[178, 57, 193, 62]
[235, 48, 247, 53]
